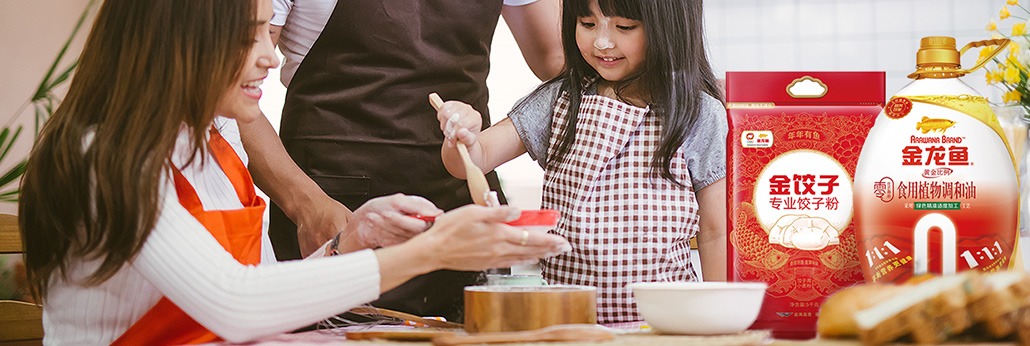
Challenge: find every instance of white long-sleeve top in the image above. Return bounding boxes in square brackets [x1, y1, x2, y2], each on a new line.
[42, 118, 381, 345]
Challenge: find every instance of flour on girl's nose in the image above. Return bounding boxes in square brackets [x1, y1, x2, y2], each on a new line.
[593, 16, 614, 50]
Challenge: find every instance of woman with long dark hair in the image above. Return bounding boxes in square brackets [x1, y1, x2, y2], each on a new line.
[18, 0, 569, 344]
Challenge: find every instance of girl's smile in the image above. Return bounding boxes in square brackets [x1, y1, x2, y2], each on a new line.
[595, 55, 626, 67]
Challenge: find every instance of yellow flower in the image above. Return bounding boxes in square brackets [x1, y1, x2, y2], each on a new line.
[1004, 89, 1022, 103]
[1009, 0, 1019, 5]
[996, 70, 1009, 83]
[1005, 62, 1022, 84]
[1014, 22, 1027, 35]
[988, 70, 1005, 85]
[1002, 6, 1012, 20]
[988, 20, 998, 31]
[979, 46, 995, 64]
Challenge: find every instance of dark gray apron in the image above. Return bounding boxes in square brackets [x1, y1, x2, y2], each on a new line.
[269, 0, 507, 322]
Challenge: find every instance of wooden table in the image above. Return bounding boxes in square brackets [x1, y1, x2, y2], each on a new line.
[195, 328, 1020, 346]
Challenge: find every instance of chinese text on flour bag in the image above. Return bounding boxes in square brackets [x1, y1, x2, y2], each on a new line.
[727, 72, 885, 339]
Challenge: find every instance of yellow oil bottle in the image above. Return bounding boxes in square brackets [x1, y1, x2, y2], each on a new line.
[854, 37, 1021, 283]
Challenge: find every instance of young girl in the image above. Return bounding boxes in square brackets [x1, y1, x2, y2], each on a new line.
[18, 0, 568, 344]
[435, 0, 726, 323]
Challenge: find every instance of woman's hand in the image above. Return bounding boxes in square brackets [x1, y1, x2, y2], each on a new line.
[335, 194, 442, 253]
[374, 205, 570, 292]
[423, 205, 570, 270]
[436, 100, 484, 149]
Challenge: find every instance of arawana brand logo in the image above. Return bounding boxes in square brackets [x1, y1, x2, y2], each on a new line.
[902, 116, 968, 168]
[909, 135, 964, 144]
[915, 116, 956, 134]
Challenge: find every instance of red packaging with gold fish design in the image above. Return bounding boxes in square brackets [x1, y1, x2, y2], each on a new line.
[726, 72, 884, 339]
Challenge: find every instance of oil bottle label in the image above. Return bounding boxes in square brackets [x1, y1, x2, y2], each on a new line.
[855, 95, 1018, 283]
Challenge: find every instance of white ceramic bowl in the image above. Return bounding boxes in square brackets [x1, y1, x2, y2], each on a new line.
[628, 281, 767, 335]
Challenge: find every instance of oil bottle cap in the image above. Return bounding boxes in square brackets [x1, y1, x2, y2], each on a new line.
[916, 36, 960, 68]
[908, 36, 1008, 79]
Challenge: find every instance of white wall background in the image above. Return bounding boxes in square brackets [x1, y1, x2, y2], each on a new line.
[706, 0, 1010, 100]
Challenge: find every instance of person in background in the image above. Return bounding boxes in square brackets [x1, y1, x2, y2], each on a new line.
[237, 0, 565, 322]
[434, 0, 727, 324]
[17, 0, 570, 344]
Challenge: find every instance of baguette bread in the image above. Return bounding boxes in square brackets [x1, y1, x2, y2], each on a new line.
[1017, 306, 1030, 345]
[854, 273, 979, 345]
[818, 271, 1030, 346]
[968, 271, 1030, 339]
[817, 284, 908, 337]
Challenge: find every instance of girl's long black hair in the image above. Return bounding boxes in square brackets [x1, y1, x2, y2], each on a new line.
[542, 0, 722, 185]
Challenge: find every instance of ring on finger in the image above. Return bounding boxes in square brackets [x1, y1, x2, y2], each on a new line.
[520, 230, 529, 246]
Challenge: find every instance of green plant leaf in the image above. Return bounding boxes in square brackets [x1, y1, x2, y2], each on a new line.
[0, 190, 18, 202]
[33, 0, 96, 102]
[0, 126, 23, 163]
[0, 160, 27, 191]
[34, 104, 44, 136]
[44, 98, 55, 117]
[45, 62, 79, 92]
[0, 128, 9, 152]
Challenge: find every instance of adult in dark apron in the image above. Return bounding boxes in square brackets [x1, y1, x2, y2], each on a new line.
[271, 0, 507, 322]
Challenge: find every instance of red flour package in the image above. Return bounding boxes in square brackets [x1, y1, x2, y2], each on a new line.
[725, 72, 884, 339]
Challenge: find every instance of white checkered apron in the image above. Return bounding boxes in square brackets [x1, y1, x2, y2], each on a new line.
[540, 92, 700, 323]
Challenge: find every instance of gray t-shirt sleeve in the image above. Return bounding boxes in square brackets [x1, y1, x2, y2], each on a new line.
[508, 81, 563, 169]
[682, 94, 727, 191]
[509, 82, 727, 188]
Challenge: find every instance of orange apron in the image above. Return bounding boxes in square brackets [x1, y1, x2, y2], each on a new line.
[111, 127, 266, 346]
